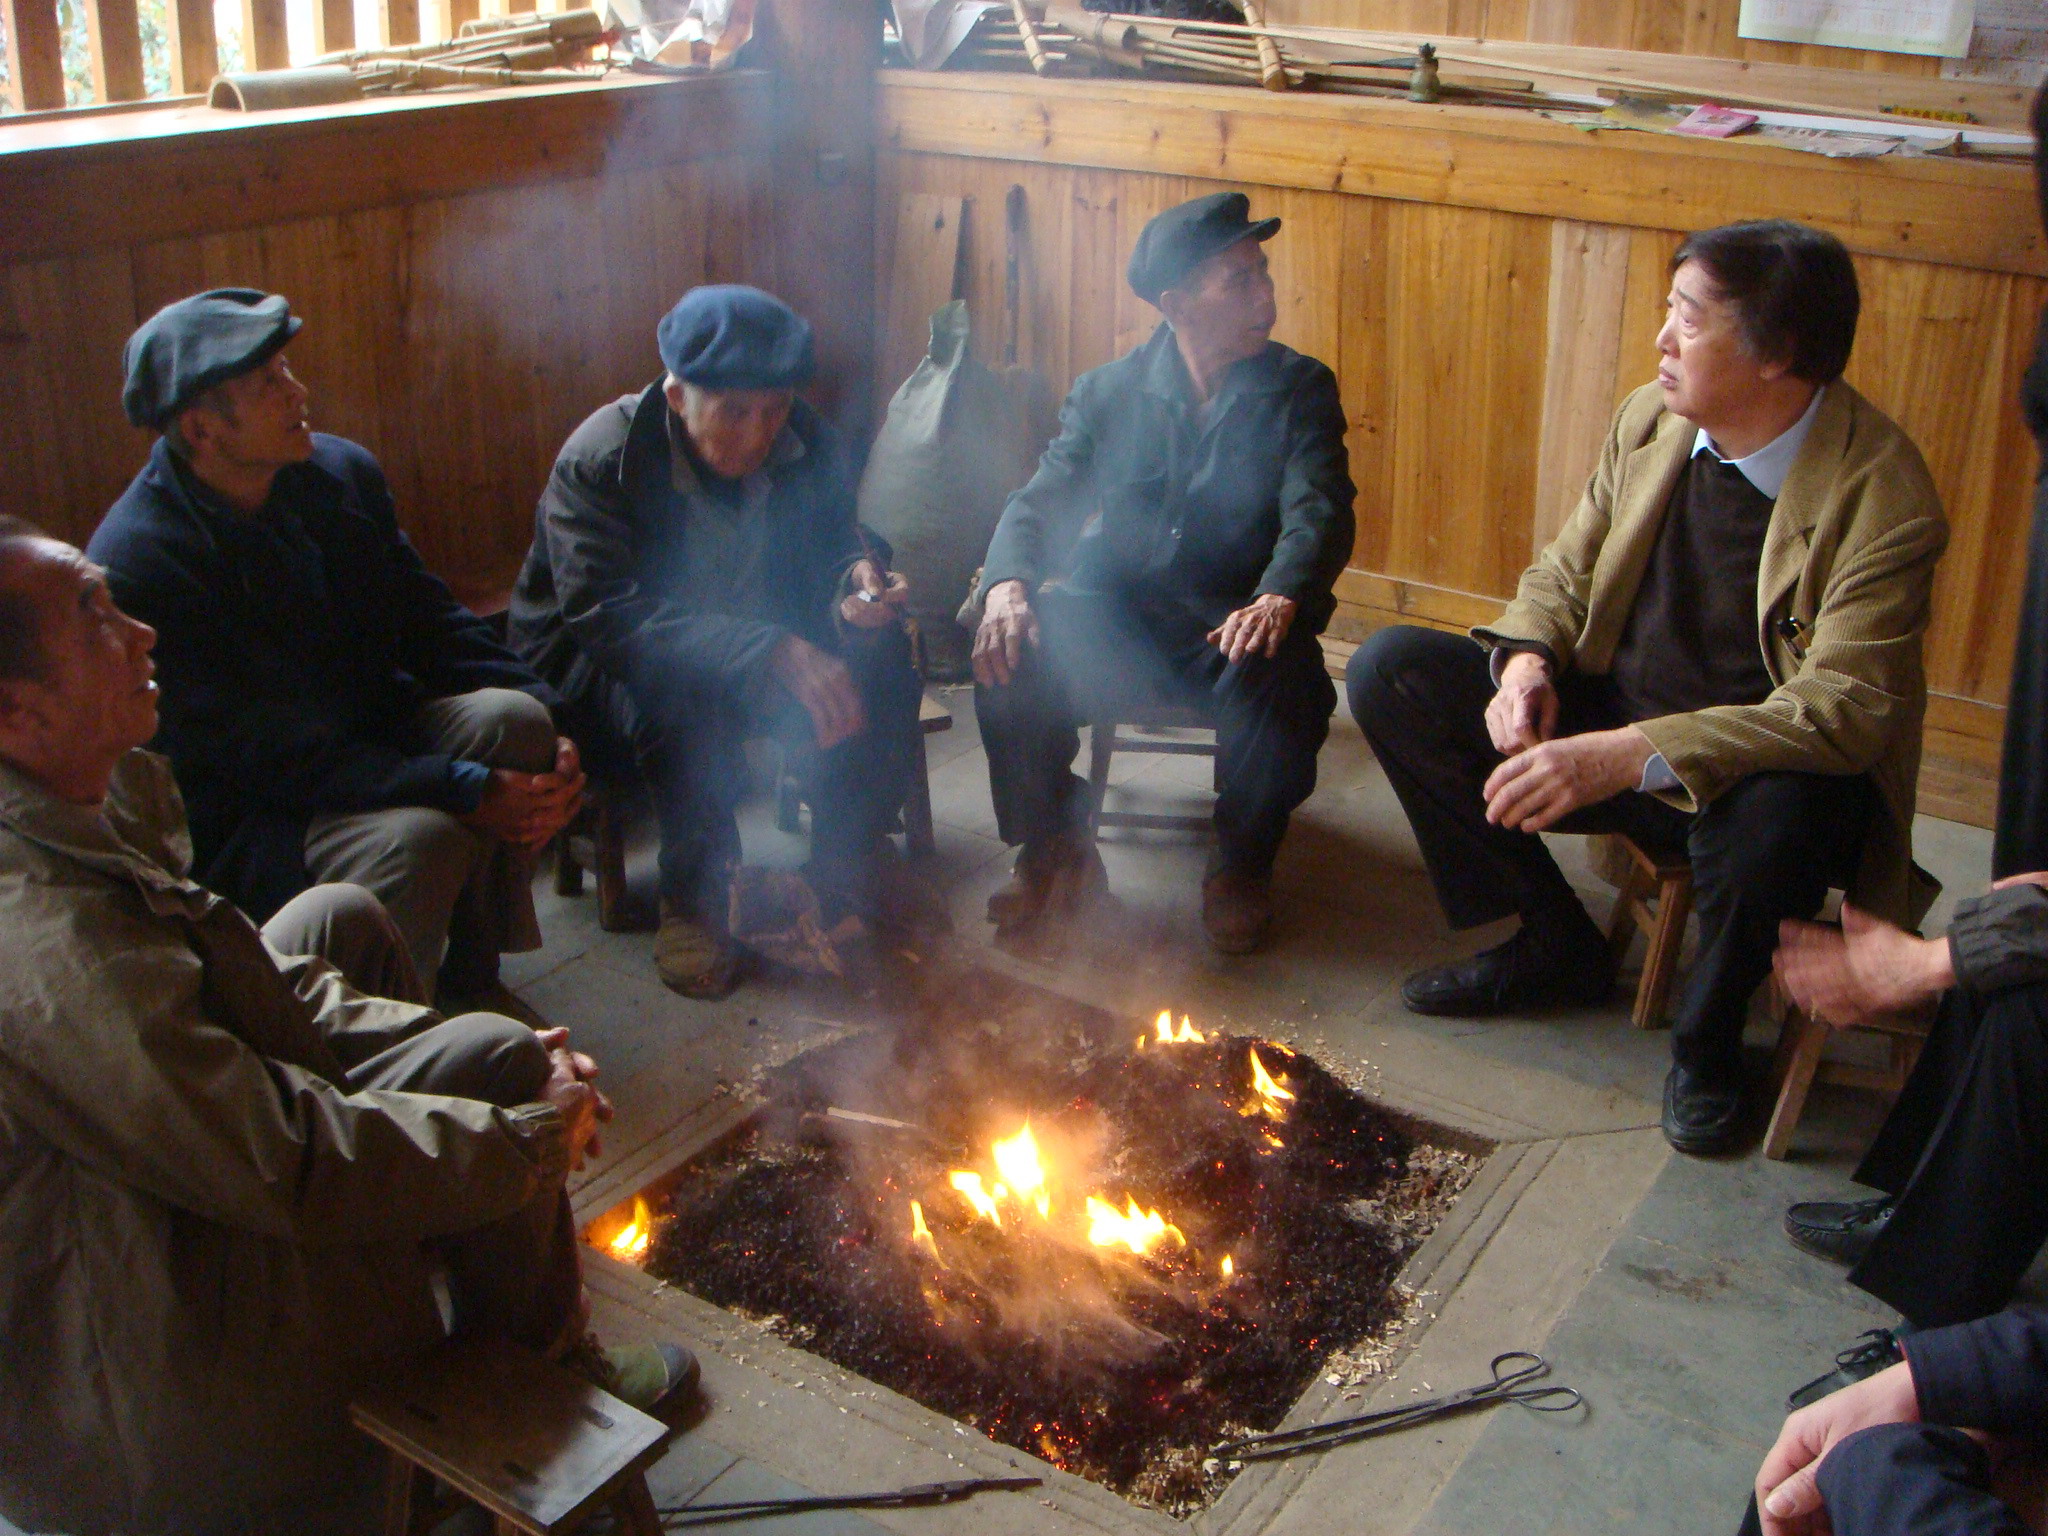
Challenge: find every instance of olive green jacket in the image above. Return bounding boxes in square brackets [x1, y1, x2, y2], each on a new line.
[0, 750, 568, 1536]
[1475, 381, 1949, 923]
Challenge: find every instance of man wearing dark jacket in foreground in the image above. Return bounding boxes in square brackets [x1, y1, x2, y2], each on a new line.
[510, 285, 922, 998]
[89, 290, 583, 999]
[970, 193, 1356, 955]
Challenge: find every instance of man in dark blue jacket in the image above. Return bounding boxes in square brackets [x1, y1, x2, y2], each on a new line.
[970, 193, 1356, 955]
[90, 290, 582, 999]
[508, 286, 922, 999]
[1744, 1305, 2048, 1535]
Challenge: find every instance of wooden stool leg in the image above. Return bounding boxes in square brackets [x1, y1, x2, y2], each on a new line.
[1764, 1009, 1830, 1160]
[1086, 722, 1114, 834]
[905, 742, 937, 861]
[596, 795, 633, 934]
[613, 1471, 663, 1536]
[381, 1452, 429, 1536]
[554, 829, 585, 897]
[1633, 874, 1692, 1030]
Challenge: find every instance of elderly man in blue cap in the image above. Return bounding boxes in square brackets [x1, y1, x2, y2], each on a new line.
[510, 285, 925, 998]
[91, 290, 584, 1002]
[971, 192, 1356, 954]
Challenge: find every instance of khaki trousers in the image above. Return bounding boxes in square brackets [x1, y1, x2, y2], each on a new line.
[303, 688, 556, 992]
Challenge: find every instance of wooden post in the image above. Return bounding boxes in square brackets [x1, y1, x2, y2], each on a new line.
[425, 0, 479, 42]
[379, 0, 420, 45]
[166, 0, 218, 93]
[84, 0, 147, 100]
[312, 0, 355, 54]
[2, 0, 67, 109]
[766, 0, 879, 439]
[241, 0, 290, 68]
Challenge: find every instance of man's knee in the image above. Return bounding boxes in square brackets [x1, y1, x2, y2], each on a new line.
[261, 881, 395, 957]
[440, 688, 560, 774]
[1345, 624, 1465, 729]
[423, 1012, 552, 1106]
[1815, 1422, 1999, 1535]
[342, 806, 480, 882]
[1693, 773, 1873, 894]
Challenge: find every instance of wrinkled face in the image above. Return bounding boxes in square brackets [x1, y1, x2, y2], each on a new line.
[666, 379, 795, 481]
[1161, 239, 1277, 366]
[1655, 259, 1784, 430]
[0, 542, 159, 794]
[179, 349, 314, 471]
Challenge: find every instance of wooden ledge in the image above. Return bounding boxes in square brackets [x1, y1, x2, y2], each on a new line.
[877, 70, 2042, 277]
[1, 70, 776, 264]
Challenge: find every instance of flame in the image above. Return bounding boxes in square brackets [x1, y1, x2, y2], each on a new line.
[991, 1122, 1052, 1218]
[1221, 1254, 1235, 1279]
[909, 1200, 942, 1263]
[1086, 1195, 1185, 1257]
[1153, 1011, 1206, 1045]
[949, 1170, 1003, 1226]
[1246, 1045, 1297, 1120]
[607, 1196, 652, 1263]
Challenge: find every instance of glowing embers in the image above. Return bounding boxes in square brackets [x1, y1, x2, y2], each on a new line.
[607, 1195, 654, 1263]
[1244, 1045, 1297, 1122]
[1085, 1195, 1185, 1257]
[1138, 1010, 1207, 1048]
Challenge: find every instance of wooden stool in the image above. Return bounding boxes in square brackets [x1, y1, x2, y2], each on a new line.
[555, 784, 653, 934]
[352, 1338, 670, 1536]
[1086, 706, 1219, 836]
[1603, 834, 1695, 1030]
[1764, 994, 1931, 1161]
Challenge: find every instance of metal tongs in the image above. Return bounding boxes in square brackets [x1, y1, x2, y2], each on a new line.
[1212, 1351, 1582, 1463]
[662, 1474, 1043, 1526]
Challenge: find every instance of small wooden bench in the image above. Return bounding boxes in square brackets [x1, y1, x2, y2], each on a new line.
[352, 1338, 670, 1536]
[1602, 833, 1695, 1030]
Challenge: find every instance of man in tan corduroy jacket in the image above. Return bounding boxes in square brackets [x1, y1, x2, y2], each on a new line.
[1349, 220, 1948, 1155]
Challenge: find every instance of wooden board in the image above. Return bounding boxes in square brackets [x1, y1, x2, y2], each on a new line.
[2, 0, 67, 110]
[1532, 220, 1629, 555]
[876, 192, 964, 404]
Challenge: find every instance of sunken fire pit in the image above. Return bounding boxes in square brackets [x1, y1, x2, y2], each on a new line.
[592, 968, 1485, 1516]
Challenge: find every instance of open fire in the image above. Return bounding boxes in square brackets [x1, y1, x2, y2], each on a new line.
[601, 971, 1482, 1513]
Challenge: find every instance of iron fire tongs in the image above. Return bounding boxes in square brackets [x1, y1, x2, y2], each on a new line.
[1212, 1351, 1582, 1463]
[661, 1474, 1043, 1527]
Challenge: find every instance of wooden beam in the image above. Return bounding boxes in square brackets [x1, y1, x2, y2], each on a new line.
[2, 0, 67, 110]
[311, 0, 355, 54]
[379, 0, 420, 45]
[84, 0, 147, 102]
[878, 73, 2044, 278]
[241, 0, 290, 69]
[165, 0, 219, 94]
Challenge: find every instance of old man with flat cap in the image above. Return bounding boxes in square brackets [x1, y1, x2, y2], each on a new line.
[510, 284, 926, 998]
[971, 191, 1355, 953]
[91, 289, 582, 1002]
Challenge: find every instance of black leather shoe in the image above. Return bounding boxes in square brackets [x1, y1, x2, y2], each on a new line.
[1787, 1328, 1903, 1411]
[1400, 929, 1616, 1017]
[1661, 1064, 1745, 1155]
[1783, 1195, 1895, 1266]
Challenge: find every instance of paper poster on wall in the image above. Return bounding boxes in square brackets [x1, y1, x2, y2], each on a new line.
[1941, 0, 2048, 84]
[1737, 0, 1976, 57]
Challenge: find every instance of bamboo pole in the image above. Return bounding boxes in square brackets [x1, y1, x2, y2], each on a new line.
[1233, 0, 1286, 92]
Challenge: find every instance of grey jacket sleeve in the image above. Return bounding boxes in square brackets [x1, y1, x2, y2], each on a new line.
[1949, 883, 2048, 996]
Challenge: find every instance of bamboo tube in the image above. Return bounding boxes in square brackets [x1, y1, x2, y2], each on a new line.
[1007, 0, 1052, 74]
[1233, 0, 1286, 92]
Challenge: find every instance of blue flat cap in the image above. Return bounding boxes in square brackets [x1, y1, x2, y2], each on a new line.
[657, 285, 815, 391]
[1126, 193, 1280, 306]
[122, 288, 301, 428]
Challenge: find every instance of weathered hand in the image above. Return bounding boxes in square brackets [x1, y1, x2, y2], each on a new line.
[462, 745, 585, 851]
[1206, 594, 1298, 664]
[771, 633, 864, 749]
[1486, 650, 1560, 755]
[1991, 870, 2048, 894]
[1774, 905, 1955, 1030]
[839, 559, 911, 631]
[536, 1026, 612, 1168]
[972, 579, 1039, 687]
[1481, 727, 1652, 832]
[1756, 1360, 1920, 1535]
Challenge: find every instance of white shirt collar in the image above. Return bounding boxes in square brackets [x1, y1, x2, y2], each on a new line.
[1691, 385, 1825, 501]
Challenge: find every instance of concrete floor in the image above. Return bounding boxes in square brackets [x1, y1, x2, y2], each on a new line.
[509, 688, 1997, 1536]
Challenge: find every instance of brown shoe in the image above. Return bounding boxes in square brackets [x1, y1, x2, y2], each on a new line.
[655, 906, 741, 999]
[1202, 869, 1272, 954]
[986, 835, 1107, 935]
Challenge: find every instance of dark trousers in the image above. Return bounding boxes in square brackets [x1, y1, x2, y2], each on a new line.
[1849, 980, 2048, 1329]
[1736, 1426, 2027, 1536]
[974, 587, 1335, 879]
[1348, 624, 1876, 1079]
[571, 628, 922, 920]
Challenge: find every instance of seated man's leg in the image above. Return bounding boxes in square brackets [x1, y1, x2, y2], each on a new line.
[1849, 980, 2048, 1328]
[1667, 771, 1877, 1149]
[304, 805, 483, 991]
[345, 1014, 578, 1350]
[795, 624, 924, 921]
[1345, 625, 1613, 1006]
[1814, 1423, 2028, 1536]
[260, 880, 428, 1005]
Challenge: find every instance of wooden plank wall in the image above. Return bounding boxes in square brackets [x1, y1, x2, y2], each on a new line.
[0, 77, 784, 609]
[877, 74, 2044, 825]
[1261, 0, 1965, 76]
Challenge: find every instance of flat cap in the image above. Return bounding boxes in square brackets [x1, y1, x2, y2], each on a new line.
[122, 288, 301, 428]
[658, 285, 815, 391]
[1126, 192, 1280, 306]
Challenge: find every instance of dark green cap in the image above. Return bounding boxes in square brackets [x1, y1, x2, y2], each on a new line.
[122, 288, 301, 428]
[1126, 192, 1280, 306]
